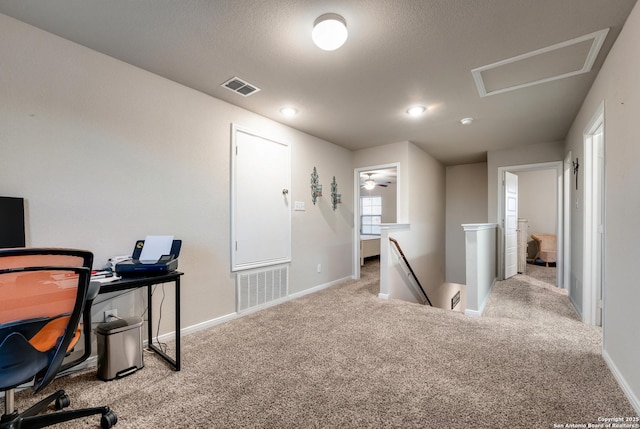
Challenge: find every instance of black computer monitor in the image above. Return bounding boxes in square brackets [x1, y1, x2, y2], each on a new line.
[0, 196, 26, 248]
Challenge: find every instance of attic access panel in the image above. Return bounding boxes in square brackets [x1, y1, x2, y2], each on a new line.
[472, 28, 609, 97]
[230, 124, 291, 271]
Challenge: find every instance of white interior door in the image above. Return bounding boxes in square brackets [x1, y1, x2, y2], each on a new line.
[231, 125, 291, 271]
[504, 171, 519, 279]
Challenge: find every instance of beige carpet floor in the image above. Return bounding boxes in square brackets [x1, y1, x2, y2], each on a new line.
[12, 261, 637, 428]
[523, 262, 558, 288]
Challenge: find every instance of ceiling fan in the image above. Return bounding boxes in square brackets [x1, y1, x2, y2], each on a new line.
[361, 173, 389, 190]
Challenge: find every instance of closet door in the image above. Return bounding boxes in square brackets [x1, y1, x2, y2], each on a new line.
[231, 124, 291, 271]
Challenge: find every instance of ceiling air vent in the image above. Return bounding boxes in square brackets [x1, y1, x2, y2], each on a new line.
[221, 77, 261, 97]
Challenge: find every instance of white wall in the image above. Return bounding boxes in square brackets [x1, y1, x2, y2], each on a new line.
[516, 169, 557, 237]
[445, 163, 488, 284]
[0, 14, 353, 335]
[564, 1, 640, 413]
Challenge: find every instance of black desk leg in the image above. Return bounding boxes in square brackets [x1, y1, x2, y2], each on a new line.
[175, 277, 181, 370]
[146, 280, 180, 371]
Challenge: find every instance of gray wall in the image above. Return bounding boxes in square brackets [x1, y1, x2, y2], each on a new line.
[0, 14, 353, 335]
[445, 163, 488, 284]
[407, 142, 446, 294]
[564, 1, 640, 412]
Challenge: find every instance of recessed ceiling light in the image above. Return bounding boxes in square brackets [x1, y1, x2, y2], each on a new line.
[280, 107, 298, 117]
[460, 117, 474, 125]
[312, 13, 348, 51]
[406, 106, 426, 117]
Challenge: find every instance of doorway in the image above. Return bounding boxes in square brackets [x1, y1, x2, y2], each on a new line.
[353, 163, 399, 280]
[583, 102, 605, 327]
[497, 162, 564, 288]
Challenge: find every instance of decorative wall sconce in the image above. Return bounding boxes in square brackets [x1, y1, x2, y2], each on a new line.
[331, 176, 342, 211]
[572, 157, 580, 190]
[310, 167, 322, 205]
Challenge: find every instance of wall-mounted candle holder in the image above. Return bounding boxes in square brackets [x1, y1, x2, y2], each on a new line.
[311, 167, 322, 205]
[331, 176, 341, 211]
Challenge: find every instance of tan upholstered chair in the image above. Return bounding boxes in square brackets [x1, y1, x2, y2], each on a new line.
[530, 233, 557, 267]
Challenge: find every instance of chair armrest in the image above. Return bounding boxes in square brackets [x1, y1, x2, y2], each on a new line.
[87, 281, 101, 302]
[59, 282, 101, 373]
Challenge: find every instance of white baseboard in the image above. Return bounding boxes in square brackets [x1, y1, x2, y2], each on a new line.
[179, 312, 239, 337]
[602, 349, 640, 415]
[288, 276, 352, 300]
[378, 293, 390, 300]
[464, 276, 497, 318]
[151, 275, 352, 344]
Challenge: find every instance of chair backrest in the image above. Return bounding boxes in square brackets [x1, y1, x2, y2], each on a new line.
[0, 247, 93, 271]
[0, 248, 93, 393]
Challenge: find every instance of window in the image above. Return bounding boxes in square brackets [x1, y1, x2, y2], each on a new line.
[361, 196, 382, 235]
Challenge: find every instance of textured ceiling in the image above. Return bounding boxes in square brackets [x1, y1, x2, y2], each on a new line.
[0, 0, 636, 165]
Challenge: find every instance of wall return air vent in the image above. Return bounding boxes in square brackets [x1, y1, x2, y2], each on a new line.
[236, 265, 288, 313]
[221, 76, 261, 97]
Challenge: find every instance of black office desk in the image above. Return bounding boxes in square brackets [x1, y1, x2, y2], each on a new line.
[98, 271, 183, 371]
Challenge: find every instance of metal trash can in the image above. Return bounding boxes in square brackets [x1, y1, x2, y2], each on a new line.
[96, 317, 144, 381]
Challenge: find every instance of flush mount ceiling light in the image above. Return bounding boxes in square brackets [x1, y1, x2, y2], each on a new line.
[280, 107, 298, 117]
[312, 13, 348, 51]
[460, 117, 474, 125]
[406, 106, 426, 117]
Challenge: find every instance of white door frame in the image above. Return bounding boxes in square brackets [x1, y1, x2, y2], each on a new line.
[497, 161, 564, 287]
[582, 101, 605, 326]
[563, 151, 572, 295]
[352, 162, 400, 280]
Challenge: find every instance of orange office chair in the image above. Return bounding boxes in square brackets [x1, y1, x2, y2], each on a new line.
[0, 248, 117, 429]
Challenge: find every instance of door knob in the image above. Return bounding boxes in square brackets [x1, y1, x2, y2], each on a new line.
[282, 189, 289, 195]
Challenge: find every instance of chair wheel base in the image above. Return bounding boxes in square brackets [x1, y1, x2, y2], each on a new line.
[54, 393, 70, 410]
[101, 409, 118, 428]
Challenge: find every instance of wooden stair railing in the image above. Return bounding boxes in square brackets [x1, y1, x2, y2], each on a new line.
[388, 237, 433, 306]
